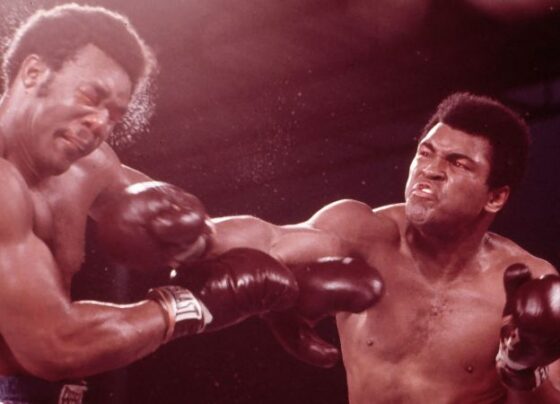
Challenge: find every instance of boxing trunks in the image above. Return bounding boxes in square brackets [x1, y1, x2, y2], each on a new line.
[0, 375, 86, 404]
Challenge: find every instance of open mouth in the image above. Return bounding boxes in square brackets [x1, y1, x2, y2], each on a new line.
[411, 182, 437, 199]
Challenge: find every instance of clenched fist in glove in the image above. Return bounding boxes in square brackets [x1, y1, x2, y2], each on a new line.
[147, 248, 299, 342]
[96, 181, 212, 272]
[263, 256, 384, 368]
[496, 263, 560, 391]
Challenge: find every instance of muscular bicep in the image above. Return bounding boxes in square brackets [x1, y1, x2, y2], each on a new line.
[0, 232, 69, 343]
[0, 164, 158, 378]
[0, 167, 70, 363]
[0, 220, 162, 379]
[0, 174, 68, 353]
[211, 215, 349, 264]
[306, 199, 399, 247]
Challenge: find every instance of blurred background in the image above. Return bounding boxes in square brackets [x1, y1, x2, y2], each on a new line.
[1, 0, 560, 402]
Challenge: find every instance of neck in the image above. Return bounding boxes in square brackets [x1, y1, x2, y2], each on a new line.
[0, 92, 43, 186]
[406, 215, 492, 282]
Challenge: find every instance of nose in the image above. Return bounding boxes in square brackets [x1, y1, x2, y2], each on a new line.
[421, 158, 446, 181]
[82, 109, 111, 140]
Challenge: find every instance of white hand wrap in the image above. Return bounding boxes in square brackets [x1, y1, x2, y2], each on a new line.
[148, 286, 213, 343]
[496, 333, 549, 391]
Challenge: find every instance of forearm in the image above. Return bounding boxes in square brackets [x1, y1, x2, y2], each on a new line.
[210, 216, 345, 263]
[6, 299, 166, 381]
[210, 215, 279, 255]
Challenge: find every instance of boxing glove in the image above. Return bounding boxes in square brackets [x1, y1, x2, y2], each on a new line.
[263, 257, 384, 367]
[263, 310, 341, 367]
[496, 263, 560, 390]
[147, 248, 299, 342]
[95, 181, 212, 272]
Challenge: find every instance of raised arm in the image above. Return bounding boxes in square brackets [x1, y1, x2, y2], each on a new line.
[0, 157, 303, 381]
[88, 143, 152, 220]
[499, 262, 560, 403]
[0, 161, 166, 380]
[88, 144, 212, 270]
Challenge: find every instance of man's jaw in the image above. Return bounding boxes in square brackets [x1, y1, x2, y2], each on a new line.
[404, 183, 441, 227]
[405, 200, 431, 225]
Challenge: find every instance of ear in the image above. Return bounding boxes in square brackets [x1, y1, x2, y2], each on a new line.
[19, 54, 49, 89]
[484, 185, 510, 214]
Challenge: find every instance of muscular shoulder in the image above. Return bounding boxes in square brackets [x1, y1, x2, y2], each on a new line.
[485, 232, 557, 277]
[75, 142, 121, 180]
[306, 199, 401, 244]
[78, 143, 148, 218]
[0, 159, 31, 201]
[0, 159, 33, 239]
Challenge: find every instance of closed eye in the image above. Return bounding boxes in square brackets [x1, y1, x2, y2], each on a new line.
[77, 87, 100, 106]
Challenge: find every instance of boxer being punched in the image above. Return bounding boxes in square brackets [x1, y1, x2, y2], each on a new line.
[209, 93, 560, 403]
[0, 4, 385, 403]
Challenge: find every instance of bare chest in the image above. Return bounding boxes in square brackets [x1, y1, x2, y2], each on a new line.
[337, 249, 505, 391]
[30, 174, 97, 280]
[353, 279, 501, 363]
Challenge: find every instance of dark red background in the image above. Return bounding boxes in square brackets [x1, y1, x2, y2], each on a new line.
[1, 1, 559, 403]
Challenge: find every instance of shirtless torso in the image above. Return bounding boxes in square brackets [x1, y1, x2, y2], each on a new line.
[212, 198, 557, 403]
[333, 203, 545, 403]
[211, 119, 560, 403]
[0, 143, 137, 376]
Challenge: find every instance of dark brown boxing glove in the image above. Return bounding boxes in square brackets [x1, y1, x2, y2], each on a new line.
[496, 263, 560, 391]
[95, 181, 212, 272]
[147, 248, 299, 342]
[263, 256, 384, 368]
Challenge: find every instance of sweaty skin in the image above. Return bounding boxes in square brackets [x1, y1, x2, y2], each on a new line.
[210, 124, 560, 403]
[0, 45, 168, 380]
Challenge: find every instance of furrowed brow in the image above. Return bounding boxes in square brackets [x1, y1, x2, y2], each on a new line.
[418, 141, 435, 151]
[447, 152, 476, 165]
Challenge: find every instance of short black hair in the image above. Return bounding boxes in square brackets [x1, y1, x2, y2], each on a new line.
[2, 3, 154, 92]
[421, 92, 530, 191]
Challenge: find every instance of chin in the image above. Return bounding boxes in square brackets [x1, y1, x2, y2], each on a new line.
[47, 159, 75, 177]
[405, 200, 430, 224]
[405, 202, 450, 237]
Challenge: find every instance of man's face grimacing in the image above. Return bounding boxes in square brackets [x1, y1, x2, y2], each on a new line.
[18, 43, 132, 176]
[404, 122, 507, 236]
